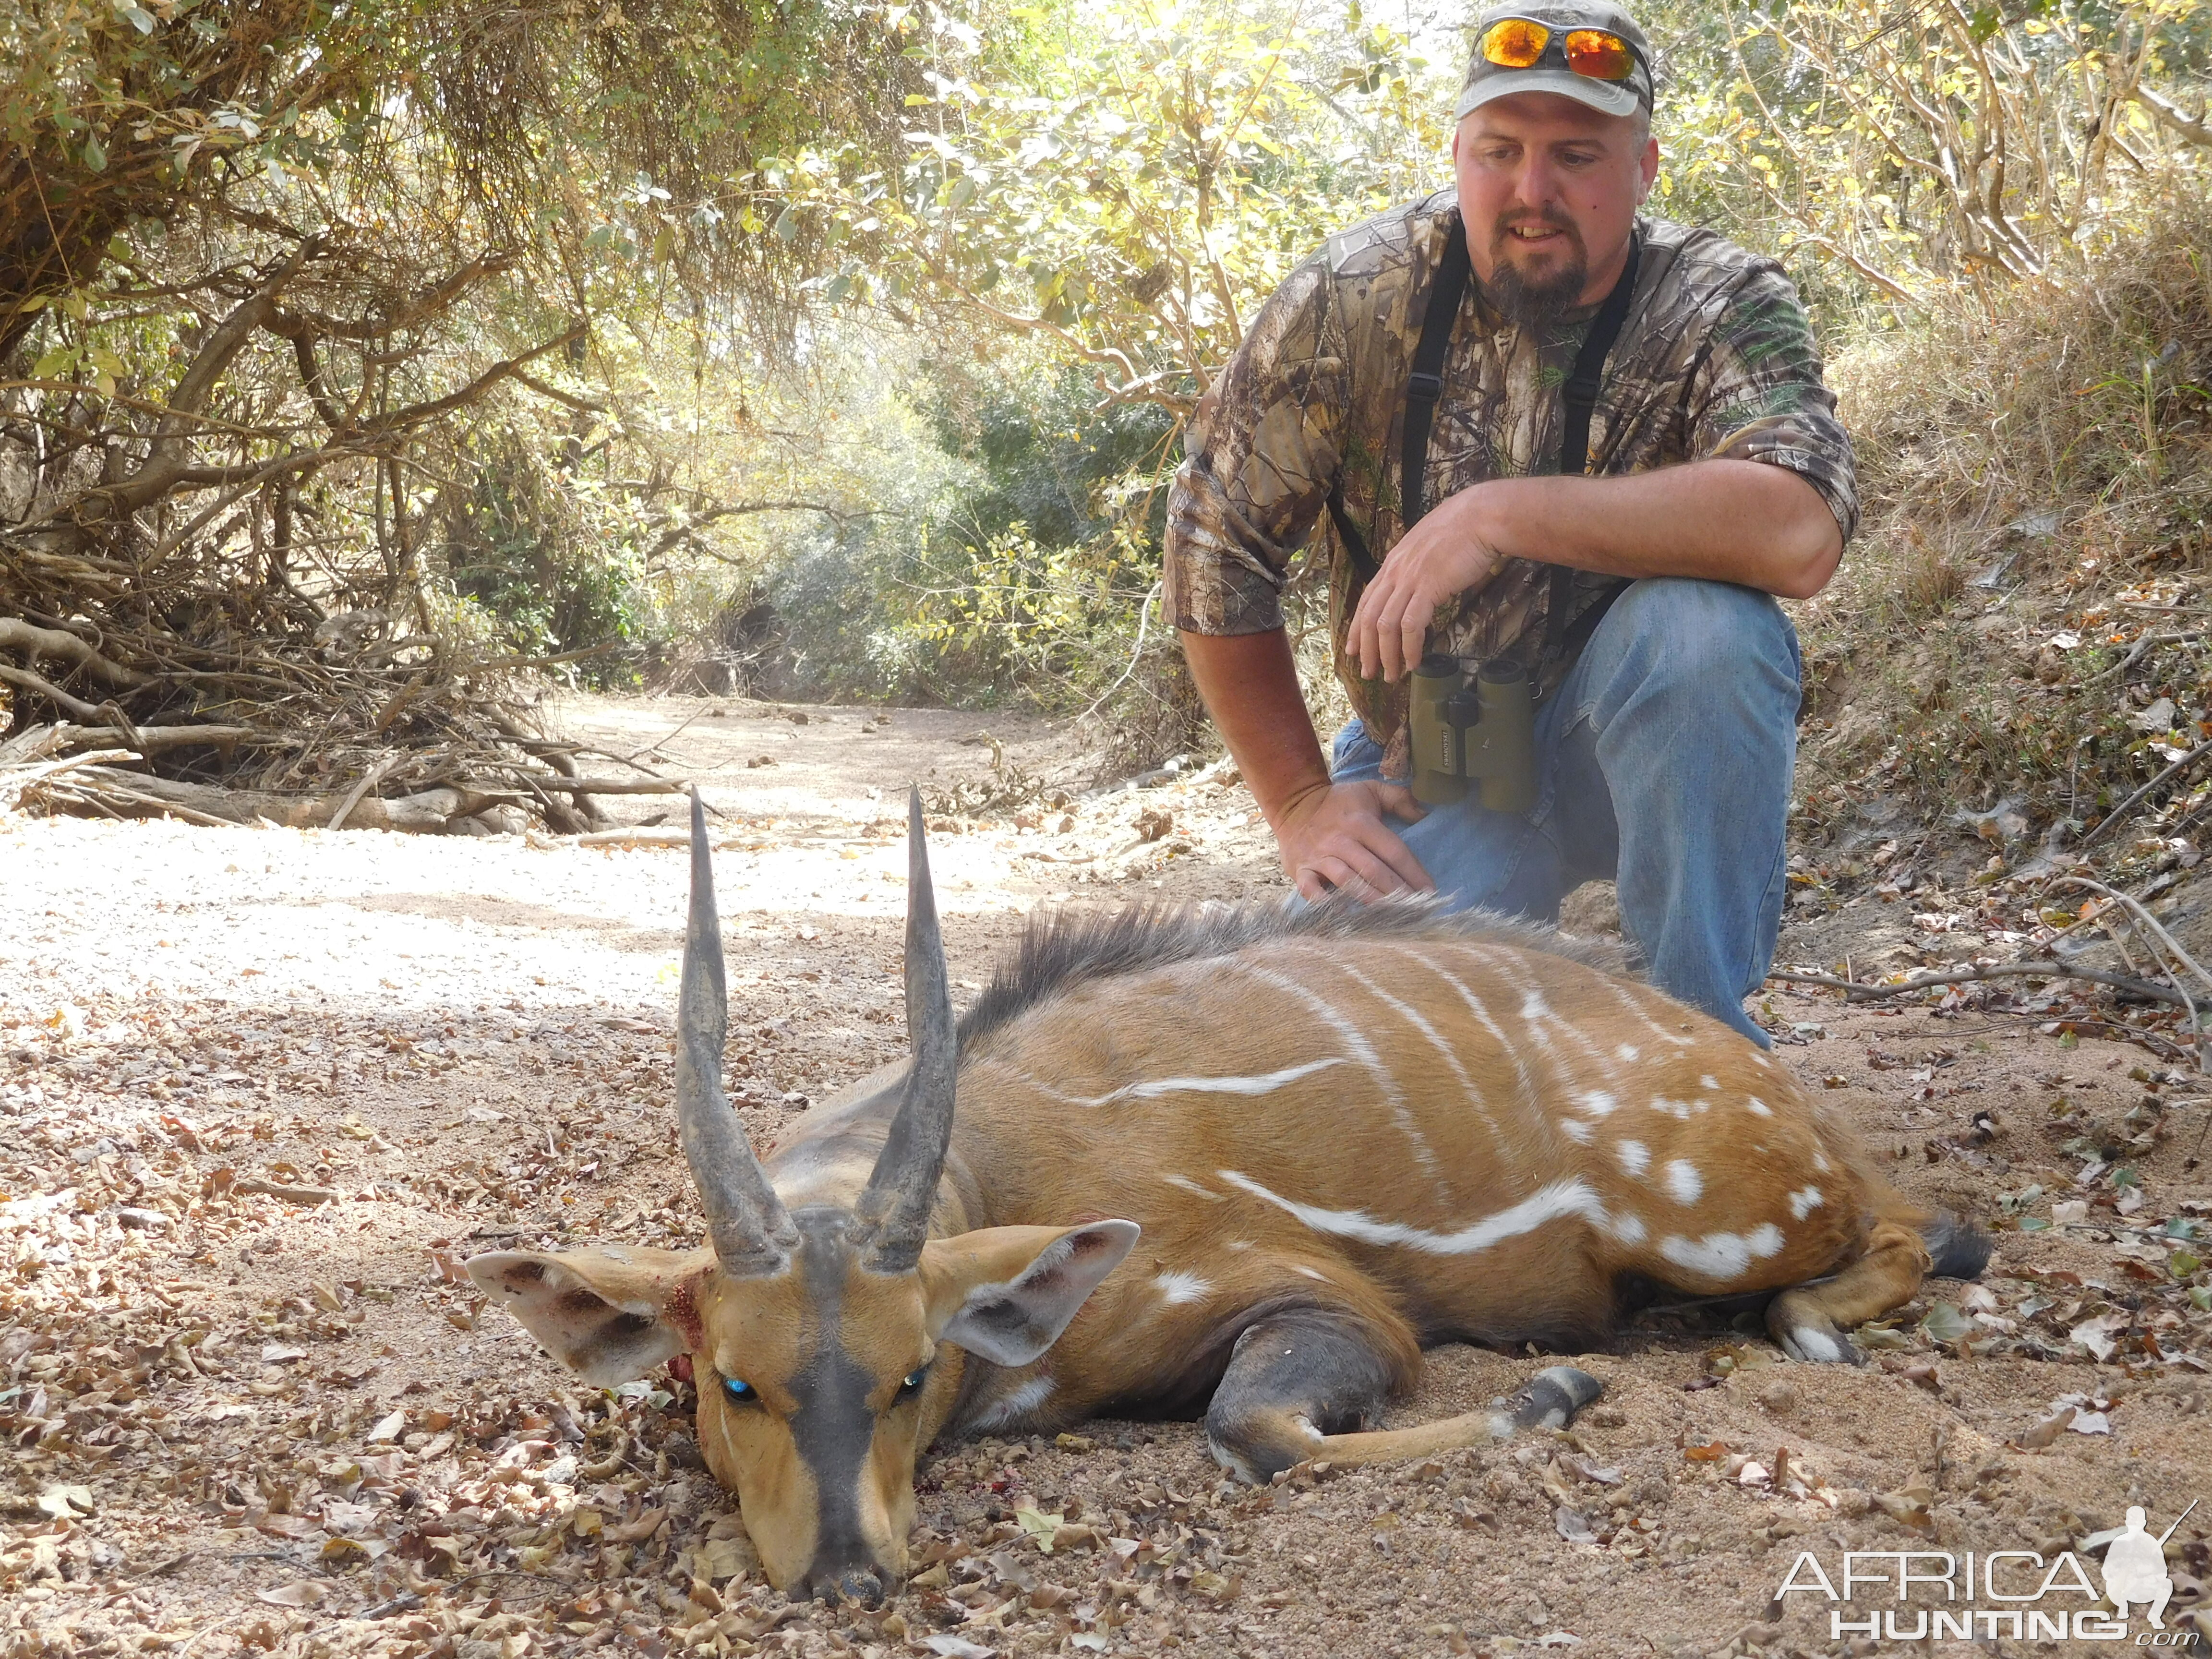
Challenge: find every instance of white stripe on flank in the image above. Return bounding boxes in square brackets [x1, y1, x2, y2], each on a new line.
[1596, 977, 1699, 1048]
[1335, 960, 1504, 1167]
[1462, 944, 1622, 1081]
[1410, 950, 1542, 1132]
[1216, 1168, 1631, 1255]
[1084, 1057, 1347, 1106]
[1239, 963, 1441, 1179]
[1160, 1174, 1225, 1202]
[975, 1055, 1346, 1110]
[1659, 1224, 1785, 1281]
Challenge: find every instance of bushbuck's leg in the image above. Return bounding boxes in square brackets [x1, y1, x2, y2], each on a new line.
[1203, 1310, 1601, 1482]
[1765, 1219, 1933, 1364]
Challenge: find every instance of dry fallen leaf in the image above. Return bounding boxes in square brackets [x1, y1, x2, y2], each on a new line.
[256, 1581, 329, 1608]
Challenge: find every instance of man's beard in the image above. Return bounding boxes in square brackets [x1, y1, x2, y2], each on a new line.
[1481, 213, 1589, 331]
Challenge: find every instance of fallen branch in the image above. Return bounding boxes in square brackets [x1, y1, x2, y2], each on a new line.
[0, 746, 141, 812]
[2076, 736, 2212, 851]
[0, 619, 151, 688]
[1768, 960, 2193, 1007]
[0, 661, 108, 722]
[230, 1178, 338, 1204]
[50, 722, 263, 754]
[39, 769, 484, 833]
[535, 776, 692, 796]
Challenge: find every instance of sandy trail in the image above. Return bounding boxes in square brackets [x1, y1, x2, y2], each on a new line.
[1, 691, 2207, 1659]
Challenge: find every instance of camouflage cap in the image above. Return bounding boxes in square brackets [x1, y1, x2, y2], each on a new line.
[1456, 0, 1656, 122]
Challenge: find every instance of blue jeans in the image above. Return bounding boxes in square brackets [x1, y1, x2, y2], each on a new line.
[1330, 577, 1799, 1047]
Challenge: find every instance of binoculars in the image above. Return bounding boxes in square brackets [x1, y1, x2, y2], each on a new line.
[1407, 653, 1535, 812]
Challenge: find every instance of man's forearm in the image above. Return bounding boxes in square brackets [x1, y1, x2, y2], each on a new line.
[1179, 628, 1331, 828]
[1472, 458, 1843, 599]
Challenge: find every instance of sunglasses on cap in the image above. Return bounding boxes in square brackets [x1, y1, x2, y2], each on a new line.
[1479, 17, 1641, 84]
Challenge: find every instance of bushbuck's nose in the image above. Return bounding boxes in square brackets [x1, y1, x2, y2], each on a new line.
[804, 1563, 887, 1606]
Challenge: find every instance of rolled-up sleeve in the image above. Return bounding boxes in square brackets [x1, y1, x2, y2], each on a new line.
[1684, 269, 1859, 544]
[1164, 257, 1350, 635]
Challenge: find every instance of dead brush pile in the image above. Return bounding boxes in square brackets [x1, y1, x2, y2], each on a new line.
[1793, 175, 2212, 894]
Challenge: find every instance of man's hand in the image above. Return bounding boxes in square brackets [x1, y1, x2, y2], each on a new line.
[1347, 487, 1511, 681]
[1275, 778, 1432, 902]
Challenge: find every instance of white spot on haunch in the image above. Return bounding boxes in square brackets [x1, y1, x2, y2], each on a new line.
[969, 1376, 1056, 1433]
[1648, 1096, 1694, 1120]
[1610, 1212, 1647, 1245]
[1618, 1045, 1639, 1061]
[1224, 1239, 1253, 1251]
[1744, 1096, 1774, 1118]
[1700, 1075, 1720, 1091]
[1560, 1119, 1594, 1144]
[1292, 1265, 1330, 1282]
[1217, 1170, 1624, 1257]
[1812, 1149, 1831, 1172]
[1153, 1270, 1211, 1305]
[1615, 1140, 1651, 1178]
[1160, 1174, 1224, 1202]
[1664, 1160, 1704, 1205]
[1520, 989, 1553, 1022]
[1788, 1185, 1825, 1219]
[1659, 1225, 1786, 1281]
[1574, 1090, 1620, 1118]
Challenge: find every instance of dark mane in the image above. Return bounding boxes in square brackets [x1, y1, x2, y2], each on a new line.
[956, 894, 1634, 1052]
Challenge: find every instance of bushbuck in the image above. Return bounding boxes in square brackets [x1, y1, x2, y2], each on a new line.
[469, 793, 1985, 1602]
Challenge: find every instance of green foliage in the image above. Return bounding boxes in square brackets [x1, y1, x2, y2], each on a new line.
[772, 0, 1450, 413]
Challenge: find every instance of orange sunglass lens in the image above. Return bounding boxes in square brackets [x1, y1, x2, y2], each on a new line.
[1563, 28, 1635, 80]
[1481, 18, 1550, 68]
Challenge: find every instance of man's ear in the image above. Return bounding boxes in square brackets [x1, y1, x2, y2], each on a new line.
[919, 1220, 1140, 1368]
[467, 1245, 713, 1387]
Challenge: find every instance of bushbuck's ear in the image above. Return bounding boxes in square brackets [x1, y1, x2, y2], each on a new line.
[467, 1246, 711, 1387]
[920, 1220, 1140, 1369]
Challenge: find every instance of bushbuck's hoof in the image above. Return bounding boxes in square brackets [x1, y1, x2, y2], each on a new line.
[1773, 1315, 1864, 1365]
[1509, 1365, 1603, 1431]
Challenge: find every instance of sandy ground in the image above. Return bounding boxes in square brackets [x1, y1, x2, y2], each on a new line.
[3, 691, 2210, 1659]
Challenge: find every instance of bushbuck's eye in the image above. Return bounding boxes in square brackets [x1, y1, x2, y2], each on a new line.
[897, 1369, 926, 1399]
[722, 1377, 757, 1404]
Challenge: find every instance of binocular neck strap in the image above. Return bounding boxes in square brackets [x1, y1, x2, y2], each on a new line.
[1397, 220, 1473, 531]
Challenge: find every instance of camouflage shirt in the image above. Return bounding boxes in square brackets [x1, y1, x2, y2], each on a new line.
[1163, 191, 1856, 750]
